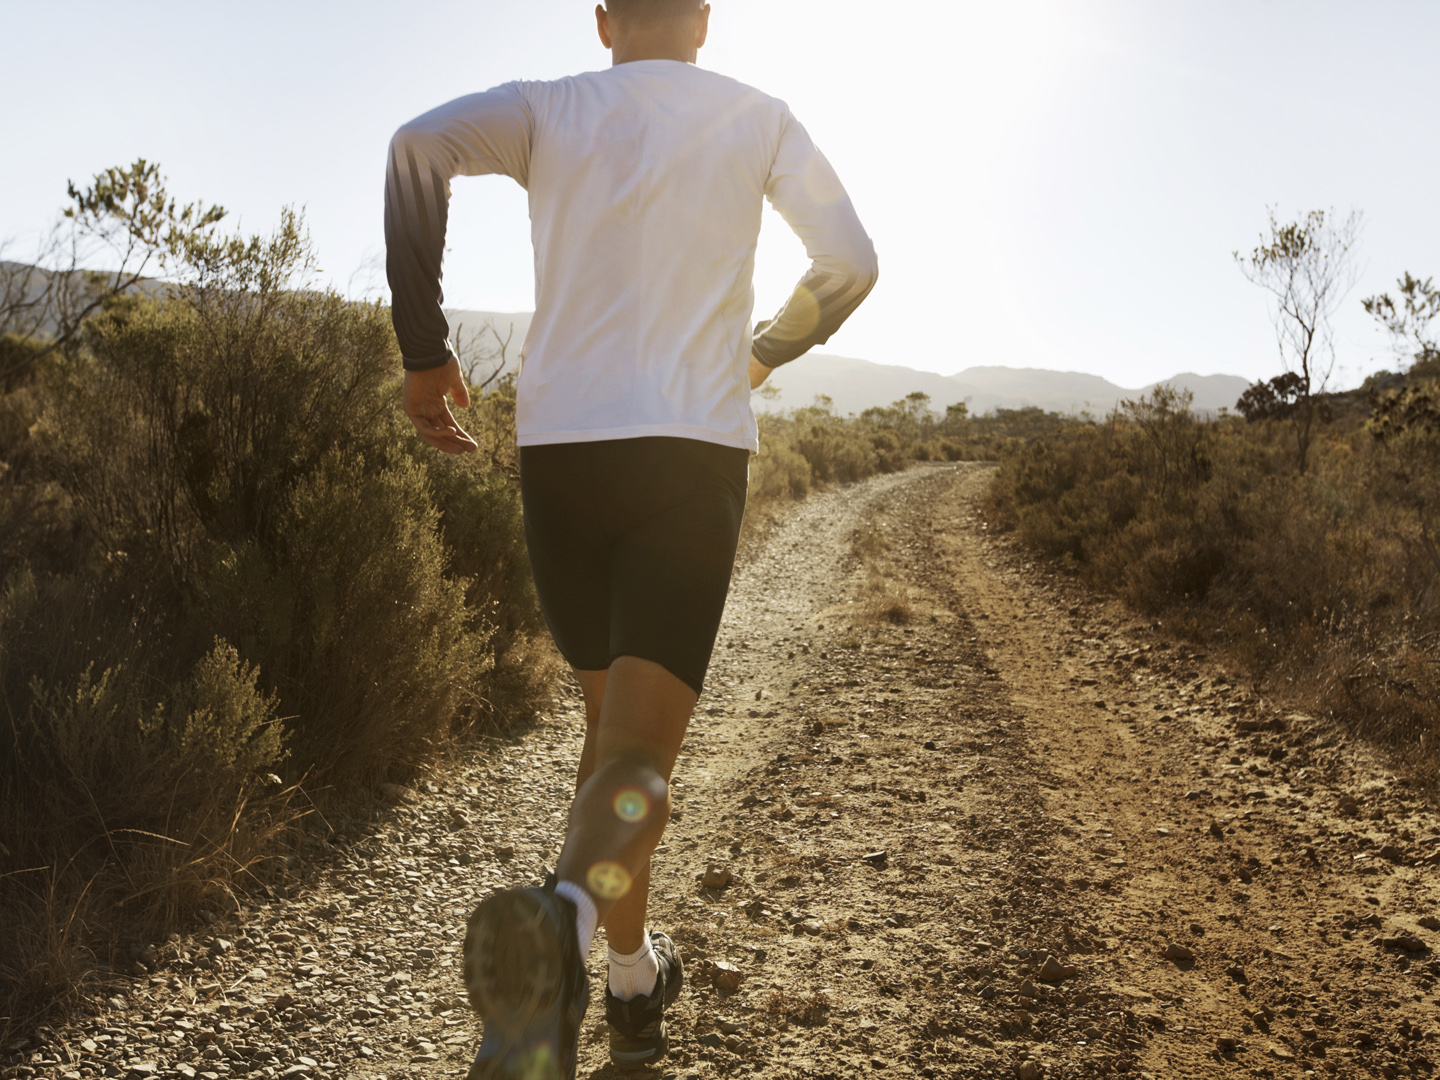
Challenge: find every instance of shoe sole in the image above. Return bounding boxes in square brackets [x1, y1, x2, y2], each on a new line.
[463, 890, 568, 1080]
[610, 1024, 669, 1068]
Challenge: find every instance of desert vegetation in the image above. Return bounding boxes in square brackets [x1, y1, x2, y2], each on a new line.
[985, 256, 1440, 787]
[0, 165, 556, 1035]
[747, 390, 1083, 513]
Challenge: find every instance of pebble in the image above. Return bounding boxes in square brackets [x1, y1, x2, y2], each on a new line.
[1036, 956, 1075, 982]
[1162, 943, 1194, 962]
[701, 864, 733, 890]
[1382, 935, 1429, 953]
[712, 961, 743, 991]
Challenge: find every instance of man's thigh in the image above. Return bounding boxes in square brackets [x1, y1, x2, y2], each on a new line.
[608, 440, 748, 695]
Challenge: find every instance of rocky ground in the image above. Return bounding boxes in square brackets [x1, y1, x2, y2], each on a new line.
[6, 462, 1438, 1080]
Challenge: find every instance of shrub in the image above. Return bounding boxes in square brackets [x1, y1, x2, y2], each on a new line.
[0, 210, 552, 1033]
[749, 440, 813, 502]
[985, 381, 1440, 783]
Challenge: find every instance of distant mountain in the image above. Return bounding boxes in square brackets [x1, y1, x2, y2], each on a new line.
[445, 308, 1253, 417]
[761, 354, 1253, 418]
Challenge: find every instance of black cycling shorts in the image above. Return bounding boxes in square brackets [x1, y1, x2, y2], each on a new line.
[519, 436, 749, 695]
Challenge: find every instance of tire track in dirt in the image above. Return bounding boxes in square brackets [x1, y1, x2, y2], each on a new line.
[19, 463, 1438, 1080]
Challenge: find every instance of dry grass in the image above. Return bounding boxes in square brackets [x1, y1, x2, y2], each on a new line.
[0, 781, 309, 1044]
[851, 517, 918, 625]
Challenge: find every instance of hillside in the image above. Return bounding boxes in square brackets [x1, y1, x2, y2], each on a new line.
[762, 354, 1252, 418]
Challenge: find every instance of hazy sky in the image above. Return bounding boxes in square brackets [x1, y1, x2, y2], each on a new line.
[3, 1, 1438, 388]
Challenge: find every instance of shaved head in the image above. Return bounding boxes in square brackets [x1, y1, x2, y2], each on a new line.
[596, 0, 710, 64]
[605, 0, 704, 22]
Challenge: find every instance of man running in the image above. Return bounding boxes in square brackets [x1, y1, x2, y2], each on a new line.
[384, 2, 876, 1076]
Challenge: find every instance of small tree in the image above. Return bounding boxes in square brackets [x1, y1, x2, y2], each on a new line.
[1364, 272, 1440, 377]
[0, 160, 225, 380]
[1234, 207, 1362, 472]
[1121, 385, 1209, 501]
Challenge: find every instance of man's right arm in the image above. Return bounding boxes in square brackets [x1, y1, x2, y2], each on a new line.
[751, 110, 879, 371]
[384, 87, 534, 372]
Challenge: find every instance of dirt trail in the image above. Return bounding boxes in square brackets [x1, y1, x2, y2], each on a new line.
[12, 463, 1438, 1080]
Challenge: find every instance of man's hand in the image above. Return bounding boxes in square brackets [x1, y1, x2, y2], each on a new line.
[403, 356, 480, 454]
[748, 354, 773, 390]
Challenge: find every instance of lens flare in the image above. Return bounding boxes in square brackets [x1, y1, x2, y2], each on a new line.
[612, 787, 651, 824]
[784, 285, 822, 338]
[586, 861, 633, 901]
[802, 154, 845, 206]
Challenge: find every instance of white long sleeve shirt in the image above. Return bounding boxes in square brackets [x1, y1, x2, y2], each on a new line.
[385, 59, 877, 452]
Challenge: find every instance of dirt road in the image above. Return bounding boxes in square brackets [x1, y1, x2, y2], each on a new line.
[14, 463, 1438, 1080]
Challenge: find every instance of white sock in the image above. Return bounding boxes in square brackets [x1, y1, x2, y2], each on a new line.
[607, 934, 660, 1002]
[553, 880, 598, 956]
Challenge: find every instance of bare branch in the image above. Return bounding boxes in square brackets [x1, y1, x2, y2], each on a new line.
[453, 317, 516, 391]
[0, 159, 226, 379]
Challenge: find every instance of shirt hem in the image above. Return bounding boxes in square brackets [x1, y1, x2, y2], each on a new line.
[517, 423, 758, 454]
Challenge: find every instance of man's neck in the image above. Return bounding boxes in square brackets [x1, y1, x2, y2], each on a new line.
[611, 31, 696, 65]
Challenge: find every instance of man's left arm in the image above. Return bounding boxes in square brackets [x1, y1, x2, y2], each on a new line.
[385, 87, 534, 451]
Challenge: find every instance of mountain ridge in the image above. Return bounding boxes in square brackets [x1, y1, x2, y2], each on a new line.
[444, 307, 1252, 417]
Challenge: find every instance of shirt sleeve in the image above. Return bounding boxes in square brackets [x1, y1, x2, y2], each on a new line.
[384, 85, 534, 371]
[751, 109, 879, 369]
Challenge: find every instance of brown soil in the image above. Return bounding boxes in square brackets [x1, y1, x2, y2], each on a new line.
[11, 462, 1438, 1080]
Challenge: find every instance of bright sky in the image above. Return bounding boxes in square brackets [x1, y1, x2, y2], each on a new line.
[4, 0, 1438, 389]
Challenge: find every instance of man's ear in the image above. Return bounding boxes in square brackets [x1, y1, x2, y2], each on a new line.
[596, 3, 614, 49]
[694, 3, 711, 49]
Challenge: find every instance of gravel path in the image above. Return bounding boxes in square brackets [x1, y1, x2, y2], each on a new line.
[7, 463, 1438, 1080]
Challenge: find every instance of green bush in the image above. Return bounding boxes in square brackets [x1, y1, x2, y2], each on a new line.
[0, 210, 553, 1032]
[749, 439, 812, 501]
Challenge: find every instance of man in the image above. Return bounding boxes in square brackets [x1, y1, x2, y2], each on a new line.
[384, 2, 876, 1076]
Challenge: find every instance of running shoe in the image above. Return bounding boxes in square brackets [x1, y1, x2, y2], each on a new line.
[462, 882, 590, 1080]
[605, 930, 684, 1069]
